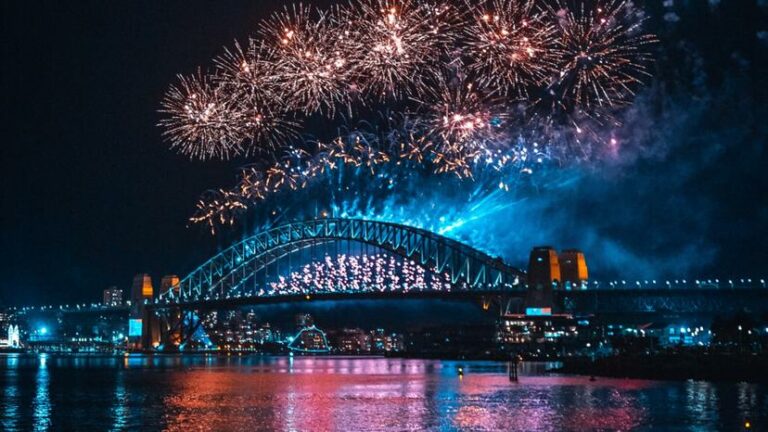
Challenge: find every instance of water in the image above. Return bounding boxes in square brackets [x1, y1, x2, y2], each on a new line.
[0, 354, 765, 431]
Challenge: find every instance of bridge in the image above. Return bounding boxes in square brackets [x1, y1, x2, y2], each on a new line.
[9, 218, 765, 351]
[156, 218, 526, 306]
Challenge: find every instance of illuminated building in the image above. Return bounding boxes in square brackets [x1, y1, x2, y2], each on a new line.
[331, 328, 371, 353]
[102, 287, 123, 307]
[294, 313, 314, 329]
[0, 324, 20, 348]
[497, 314, 580, 345]
[128, 274, 156, 349]
[559, 249, 589, 288]
[160, 275, 180, 296]
[293, 326, 330, 352]
[526, 246, 559, 309]
[383, 333, 405, 352]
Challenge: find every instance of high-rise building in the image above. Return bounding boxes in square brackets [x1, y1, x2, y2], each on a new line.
[559, 249, 588, 287]
[102, 287, 123, 307]
[160, 275, 180, 297]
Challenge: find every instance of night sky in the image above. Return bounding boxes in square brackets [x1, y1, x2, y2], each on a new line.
[2, 0, 767, 307]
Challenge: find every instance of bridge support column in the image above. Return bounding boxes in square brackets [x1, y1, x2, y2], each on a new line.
[140, 307, 161, 351]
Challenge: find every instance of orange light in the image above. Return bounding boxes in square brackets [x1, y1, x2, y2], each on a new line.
[745, 421, 751, 429]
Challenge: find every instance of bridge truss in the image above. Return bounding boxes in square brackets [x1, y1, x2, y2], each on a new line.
[158, 218, 525, 307]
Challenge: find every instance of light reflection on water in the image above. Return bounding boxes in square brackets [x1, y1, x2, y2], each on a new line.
[0, 354, 765, 431]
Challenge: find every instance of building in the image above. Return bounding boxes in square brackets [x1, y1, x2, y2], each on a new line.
[295, 313, 314, 329]
[332, 328, 371, 353]
[559, 249, 588, 288]
[102, 287, 123, 307]
[293, 326, 329, 352]
[0, 324, 20, 348]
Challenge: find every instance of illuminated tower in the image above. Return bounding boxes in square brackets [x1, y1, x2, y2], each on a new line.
[525, 246, 560, 311]
[128, 273, 159, 350]
[527, 246, 561, 287]
[130, 273, 154, 307]
[559, 249, 588, 288]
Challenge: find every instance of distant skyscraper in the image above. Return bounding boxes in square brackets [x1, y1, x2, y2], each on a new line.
[559, 249, 589, 287]
[160, 275, 180, 296]
[102, 286, 123, 307]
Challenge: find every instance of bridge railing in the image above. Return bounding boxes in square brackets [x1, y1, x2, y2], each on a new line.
[557, 278, 767, 291]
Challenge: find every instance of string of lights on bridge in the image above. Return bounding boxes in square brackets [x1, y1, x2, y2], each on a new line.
[6, 277, 766, 313]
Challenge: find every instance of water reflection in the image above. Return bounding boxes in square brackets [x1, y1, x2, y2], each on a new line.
[0, 354, 765, 431]
[33, 354, 50, 431]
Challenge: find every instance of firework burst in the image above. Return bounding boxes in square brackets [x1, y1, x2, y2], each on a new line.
[259, 4, 354, 116]
[159, 71, 247, 160]
[545, 0, 657, 113]
[159, 0, 657, 230]
[463, 0, 559, 97]
[214, 40, 302, 153]
[416, 72, 508, 176]
[339, 0, 457, 99]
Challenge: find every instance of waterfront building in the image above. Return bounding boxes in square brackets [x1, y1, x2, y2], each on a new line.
[295, 313, 314, 329]
[296, 326, 329, 351]
[331, 328, 371, 353]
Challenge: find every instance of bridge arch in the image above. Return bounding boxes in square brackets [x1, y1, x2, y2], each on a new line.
[160, 218, 525, 305]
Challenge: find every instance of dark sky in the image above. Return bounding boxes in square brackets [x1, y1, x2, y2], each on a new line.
[2, 0, 767, 306]
[1, 1, 296, 305]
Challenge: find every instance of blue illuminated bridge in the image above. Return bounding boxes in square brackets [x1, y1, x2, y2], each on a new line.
[156, 218, 526, 308]
[142, 218, 768, 314]
[8, 218, 766, 350]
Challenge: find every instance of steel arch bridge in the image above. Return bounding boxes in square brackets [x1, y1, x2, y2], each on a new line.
[158, 218, 525, 306]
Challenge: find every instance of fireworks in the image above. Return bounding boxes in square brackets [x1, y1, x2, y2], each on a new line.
[338, 0, 457, 99]
[159, 0, 657, 229]
[214, 40, 301, 152]
[417, 73, 508, 176]
[159, 71, 247, 160]
[546, 0, 657, 113]
[259, 4, 353, 116]
[463, 0, 559, 97]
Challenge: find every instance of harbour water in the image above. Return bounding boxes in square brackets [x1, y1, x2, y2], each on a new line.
[0, 354, 765, 431]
